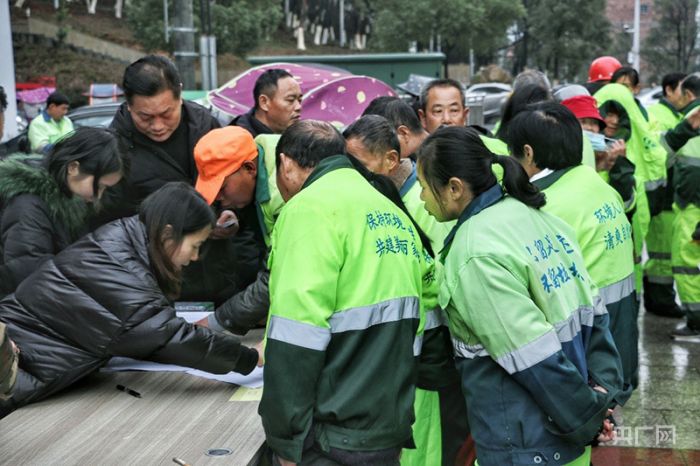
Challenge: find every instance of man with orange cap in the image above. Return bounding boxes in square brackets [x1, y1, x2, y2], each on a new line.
[193, 126, 285, 334]
[585, 56, 622, 95]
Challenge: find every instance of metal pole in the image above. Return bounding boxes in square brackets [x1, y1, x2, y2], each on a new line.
[163, 0, 169, 43]
[207, 0, 217, 89]
[339, 0, 345, 47]
[209, 36, 217, 88]
[632, 0, 640, 71]
[469, 48, 475, 81]
[284, 0, 290, 28]
[173, 0, 196, 89]
[200, 36, 210, 90]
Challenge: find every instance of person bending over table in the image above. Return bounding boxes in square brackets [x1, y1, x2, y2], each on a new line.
[0, 182, 261, 418]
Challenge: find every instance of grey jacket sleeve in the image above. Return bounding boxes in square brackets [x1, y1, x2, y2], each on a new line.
[209, 265, 270, 335]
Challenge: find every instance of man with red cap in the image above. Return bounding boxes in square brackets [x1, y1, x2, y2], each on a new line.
[585, 56, 622, 95]
[193, 126, 285, 334]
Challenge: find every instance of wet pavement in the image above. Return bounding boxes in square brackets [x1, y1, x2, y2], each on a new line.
[591, 309, 700, 465]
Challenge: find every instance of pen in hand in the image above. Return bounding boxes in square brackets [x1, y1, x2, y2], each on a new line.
[116, 384, 142, 398]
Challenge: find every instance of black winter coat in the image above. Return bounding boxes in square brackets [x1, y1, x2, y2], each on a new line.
[99, 100, 220, 223]
[230, 108, 273, 138]
[97, 100, 262, 303]
[0, 215, 258, 416]
[0, 155, 88, 297]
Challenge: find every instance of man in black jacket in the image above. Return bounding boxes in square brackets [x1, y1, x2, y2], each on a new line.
[102, 55, 219, 220]
[100, 55, 261, 303]
[231, 69, 302, 138]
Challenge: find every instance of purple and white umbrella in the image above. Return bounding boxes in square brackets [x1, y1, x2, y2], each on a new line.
[209, 62, 396, 128]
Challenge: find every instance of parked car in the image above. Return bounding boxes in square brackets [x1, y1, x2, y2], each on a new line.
[1, 102, 122, 157]
[639, 86, 662, 109]
[68, 102, 122, 128]
[464, 82, 511, 129]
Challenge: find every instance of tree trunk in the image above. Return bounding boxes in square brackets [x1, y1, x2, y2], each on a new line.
[114, 0, 122, 18]
[86, 0, 97, 14]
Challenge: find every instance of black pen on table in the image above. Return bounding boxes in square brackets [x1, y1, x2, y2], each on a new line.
[116, 384, 141, 398]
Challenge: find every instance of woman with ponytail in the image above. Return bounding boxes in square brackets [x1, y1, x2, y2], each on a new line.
[416, 126, 623, 466]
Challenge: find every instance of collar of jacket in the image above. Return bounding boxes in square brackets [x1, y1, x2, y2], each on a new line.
[41, 109, 52, 123]
[301, 154, 354, 191]
[396, 159, 417, 197]
[440, 183, 503, 262]
[246, 108, 274, 135]
[530, 166, 576, 191]
[255, 146, 270, 205]
[111, 101, 205, 181]
[681, 98, 700, 116]
[659, 98, 681, 117]
[0, 155, 88, 237]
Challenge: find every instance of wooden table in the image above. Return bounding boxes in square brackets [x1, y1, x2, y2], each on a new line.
[0, 332, 266, 465]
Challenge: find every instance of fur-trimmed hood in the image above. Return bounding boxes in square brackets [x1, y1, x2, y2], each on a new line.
[0, 155, 88, 237]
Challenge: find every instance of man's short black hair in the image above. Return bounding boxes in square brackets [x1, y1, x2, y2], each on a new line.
[276, 120, 346, 169]
[419, 78, 465, 112]
[507, 101, 583, 170]
[611, 67, 640, 88]
[46, 91, 70, 107]
[661, 72, 687, 97]
[682, 75, 700, 98]
[343, 115, 401, 155]
[0, 86, 7, 112]
[123, 54, 182, 104]
[363, 96, 423, 135]
[254, 69, 294, 110]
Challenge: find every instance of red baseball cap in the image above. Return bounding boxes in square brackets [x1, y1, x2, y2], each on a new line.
[194, 127, 258, 205]
[561, 95, 605, 128]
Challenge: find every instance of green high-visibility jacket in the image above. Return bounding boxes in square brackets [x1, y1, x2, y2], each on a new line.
[662, 99, 700, 208]
[27, 112, 74, 154]
[533, 165, 637, 403]
[532, 166, 634, 290]
[439, 185, 623, 466]
[253, 134, 285, 247]
[594, 83, 667, 214]
[261, 155, 429, 462]
[649, 98, 683, 133]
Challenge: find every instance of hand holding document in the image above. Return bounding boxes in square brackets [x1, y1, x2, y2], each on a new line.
[101, 310, 264, 388]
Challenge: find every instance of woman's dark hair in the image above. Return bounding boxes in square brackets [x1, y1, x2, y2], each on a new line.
[507, 102, 583, 170]
[278, 120, 434, 257]
[45, 127, 127, 200]
[497, 83, 552, 141]
[0, 86, 8, 112]
[682, 75, 700, 97]
[661, 72, 686, 97]
[363, 97, 424, 135]
[598, 100, 631, 141]
[418, 126, 545, 212]
[139, 182, 216, 299]
[123, 55, 182, 104]
[611, 67, 640, 87]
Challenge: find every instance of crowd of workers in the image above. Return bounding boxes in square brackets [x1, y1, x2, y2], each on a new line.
[0, 53, 698, 466]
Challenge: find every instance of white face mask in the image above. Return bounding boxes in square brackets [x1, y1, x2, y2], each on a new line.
[584, 130, 607, 151]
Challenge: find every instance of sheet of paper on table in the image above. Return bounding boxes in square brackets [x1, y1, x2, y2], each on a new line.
[100, 310, 263, 388]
